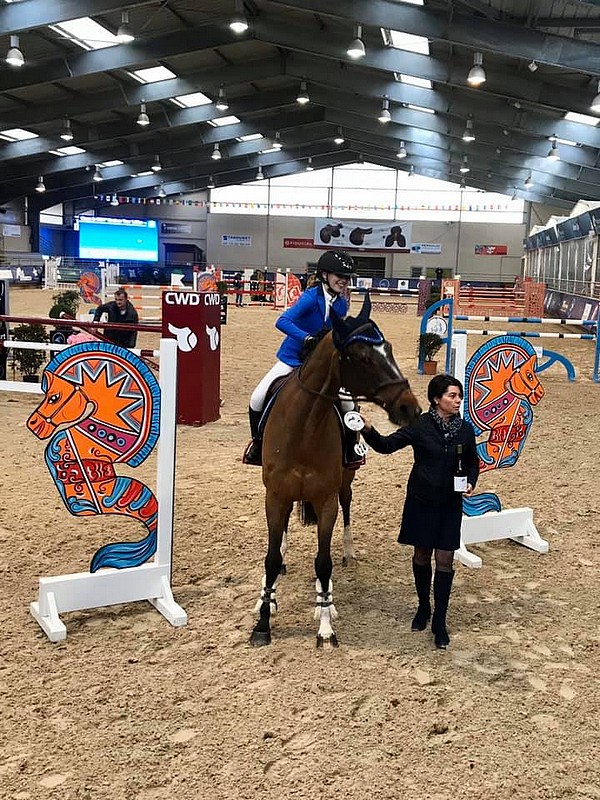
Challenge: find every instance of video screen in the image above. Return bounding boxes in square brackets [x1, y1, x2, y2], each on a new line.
[78, 217, 159, 262]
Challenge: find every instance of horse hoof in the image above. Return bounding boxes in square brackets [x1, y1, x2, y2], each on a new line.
[280, 563, 287, 576]
[250, 630, 271, 647]
[341, 555, 356, 567]
[316, 634, 339, 649]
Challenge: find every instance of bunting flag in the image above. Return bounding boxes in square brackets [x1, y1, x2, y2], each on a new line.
[97, 195, 516, 213]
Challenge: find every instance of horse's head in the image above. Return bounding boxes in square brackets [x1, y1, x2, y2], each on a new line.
[27, 371, 95, 439]
[331, 294, 421, 426]
[506, 354, 545, 405]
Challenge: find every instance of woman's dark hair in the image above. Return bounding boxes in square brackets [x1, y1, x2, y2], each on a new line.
[427, 373, 464, 405]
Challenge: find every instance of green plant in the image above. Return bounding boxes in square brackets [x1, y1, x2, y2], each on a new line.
[418, 332, 444, 362]
[12, 323, 48, 377]
[216, 280, 228, 295]
[49, 289, 80, 320]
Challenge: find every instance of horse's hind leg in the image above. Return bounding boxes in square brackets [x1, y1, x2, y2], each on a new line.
[339, 469, 355, 567]
[314, 494, 340, 648]
[250, 494, 292, 647]
[280, 506, 292, 576]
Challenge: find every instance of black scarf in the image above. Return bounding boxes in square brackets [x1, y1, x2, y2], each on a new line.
[429, 406, 463, 444]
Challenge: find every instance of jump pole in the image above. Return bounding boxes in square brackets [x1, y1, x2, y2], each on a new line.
[23, 337, 187, 642]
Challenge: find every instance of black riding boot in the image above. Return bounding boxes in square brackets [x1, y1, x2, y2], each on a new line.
[344, 430, 364, 469]
[431, 570, 454, 649]
[243, 407, 263, 466]
[411, 560, 432, 631]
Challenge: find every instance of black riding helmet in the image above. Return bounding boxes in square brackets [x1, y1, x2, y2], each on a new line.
[316, 250, 355, 281]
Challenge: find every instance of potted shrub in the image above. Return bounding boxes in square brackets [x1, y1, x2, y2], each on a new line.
[12, 323, 48, 382]
[48, 289, 80, 344]
[418, 332, 444, 375]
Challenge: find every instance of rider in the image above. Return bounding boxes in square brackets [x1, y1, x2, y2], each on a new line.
[244, 250, 361, 467]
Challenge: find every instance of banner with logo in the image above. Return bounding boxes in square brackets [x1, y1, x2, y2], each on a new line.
[314, 218, 412, 252]
[474, 244, 508, 256]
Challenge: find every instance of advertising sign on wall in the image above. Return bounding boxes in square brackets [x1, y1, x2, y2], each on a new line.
[411, 243, 442, 254]
[283, 238, 314, 248]
[314, 218, 412, 251]
[474, 244, 508, 255]
[222, 234, 252, 247]
[161, 222, 192, 235]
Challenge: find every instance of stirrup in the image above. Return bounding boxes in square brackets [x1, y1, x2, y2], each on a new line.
[243, 439, 262, 466]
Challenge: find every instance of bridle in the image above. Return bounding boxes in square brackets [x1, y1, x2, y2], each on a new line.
[40, 381, 88, 428]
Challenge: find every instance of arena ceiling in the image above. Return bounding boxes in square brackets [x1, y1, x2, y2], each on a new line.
[2, 0, 600, 214]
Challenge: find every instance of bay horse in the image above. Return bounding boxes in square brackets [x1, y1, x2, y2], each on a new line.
[251, 294, 421, 647]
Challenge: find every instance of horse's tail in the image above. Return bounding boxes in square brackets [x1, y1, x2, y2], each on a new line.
[462, 492, 502, 517]
[90, 477, 158, 572]
[298, 501, 318, 526]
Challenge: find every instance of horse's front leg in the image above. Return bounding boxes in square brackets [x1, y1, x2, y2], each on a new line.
[339, 469, 355, 567]
[314, 493, 340, 648]
[250, 493, 291, 647]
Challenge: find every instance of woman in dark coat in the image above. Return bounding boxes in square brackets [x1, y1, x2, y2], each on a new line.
[361, 374, 479, 649]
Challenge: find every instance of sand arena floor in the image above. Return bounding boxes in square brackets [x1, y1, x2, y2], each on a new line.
[0, 288, 599, 800]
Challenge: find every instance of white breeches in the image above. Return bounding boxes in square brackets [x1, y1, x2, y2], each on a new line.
[250, 360, 355, 414]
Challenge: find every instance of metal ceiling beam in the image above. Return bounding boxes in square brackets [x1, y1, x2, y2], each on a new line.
[265, 0, 600, 75]
[0, 0, 156, 33]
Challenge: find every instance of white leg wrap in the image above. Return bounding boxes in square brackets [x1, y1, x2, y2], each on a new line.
[254, 574, 277, 614]
[342, 524, 355, 562]
[314, 578, 338, 637]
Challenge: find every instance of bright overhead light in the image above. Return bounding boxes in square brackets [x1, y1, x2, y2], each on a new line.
[296, 80, 310, 105]
[459, 155, 470, 173]
[408, 164, 415, 177]
[49, 17, 120, 51]
[238, 133, 264, 141]
[99, 159, 123, 167]
[116, 11, 135, 44]
[211, 143, 222, 160]
[564, 110, 600, 127]
[271, 131, 283, 150]
[547, 139, 560, 161]
[208, 115, 241, 127]
[406, 103, 435, 114]
[207, 175, 215, 189]
[92, 165, 103, 182]
[131, 170, 153, 177]
[306, 157, 314, 171]
[399, 73, 432, 89]
[347, 24, 366, 59]
[334, 127, 345, 145]
[467, 52, 486, 87]
[385, 29, 429, 55]
[6, 35, 24, 67]
[172, 91, 212, 108]
[378, 97, 392, 123]
[137, 102, 150, 127]
[230, 1, 249, 34]
[396, 140, 407, 159]
[110, 193, 119, 206]
[131, 66, 177, 84]
[524, 173, 534, 189]
[528, 60, 538, 73]
[35, 176, 46, 193]
[49, 145, 86, 156]
[152, 154, 162, 172]
[462, 118, 475, 142]
[158, 184, 167, 198]
[60, 117, 74, 141]
[215, 85, 229, 111]
[255, 165, 264, 180]
[0, 128, 38, 142]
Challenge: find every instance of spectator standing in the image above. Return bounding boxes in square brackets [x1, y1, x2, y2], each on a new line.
[93, 289, 139, 348]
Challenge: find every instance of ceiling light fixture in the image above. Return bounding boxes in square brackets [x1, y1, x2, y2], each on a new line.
[396, 140, 407, 159]
[467, 51, 486, 87]
[207, 175, 215, 189]
[110, 193, 119, 206]
[60, 117, 74, 142]
[296, 80, 310, 105]
[158, 184, 167, 198]
[460, 176, 466, 189]
[116, 10, 135, 44]
[408, 165, 415, 177]
[591, 80, 600, 114]
[256, 165, 264, 180]
[93, 165, 103, 182]
[215, 85, 229, 112]
[462, 118, 475, 143]
[547, 138, 560, 161]
[306, 156, 314, 171]
[347, 24, 366, 60]
[152, 154, 162, 172]
[524, 173, 534, 189]
[459, 155, 470, 173]
[137, 101, 150, 127]
[230, 0, 249, 35]
[272, 130, 283, 150]
[211, 143, 222, 160]
[6, 35, 24, 68]
[334, 127, 345, 145]
[528, 60, 538, 73]
[35, 176, 46, 193]
[378, 96, 392, 124]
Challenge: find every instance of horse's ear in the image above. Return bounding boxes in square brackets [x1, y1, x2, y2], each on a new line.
[357, 292, 371, 321]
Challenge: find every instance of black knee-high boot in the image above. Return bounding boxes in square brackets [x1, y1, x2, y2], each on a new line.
[243, 407, 263, 466]
[431, 570, 454, 649]
[411, 560, 432, 631]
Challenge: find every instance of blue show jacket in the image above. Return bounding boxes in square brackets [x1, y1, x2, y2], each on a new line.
[275, 284, 348, 367]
